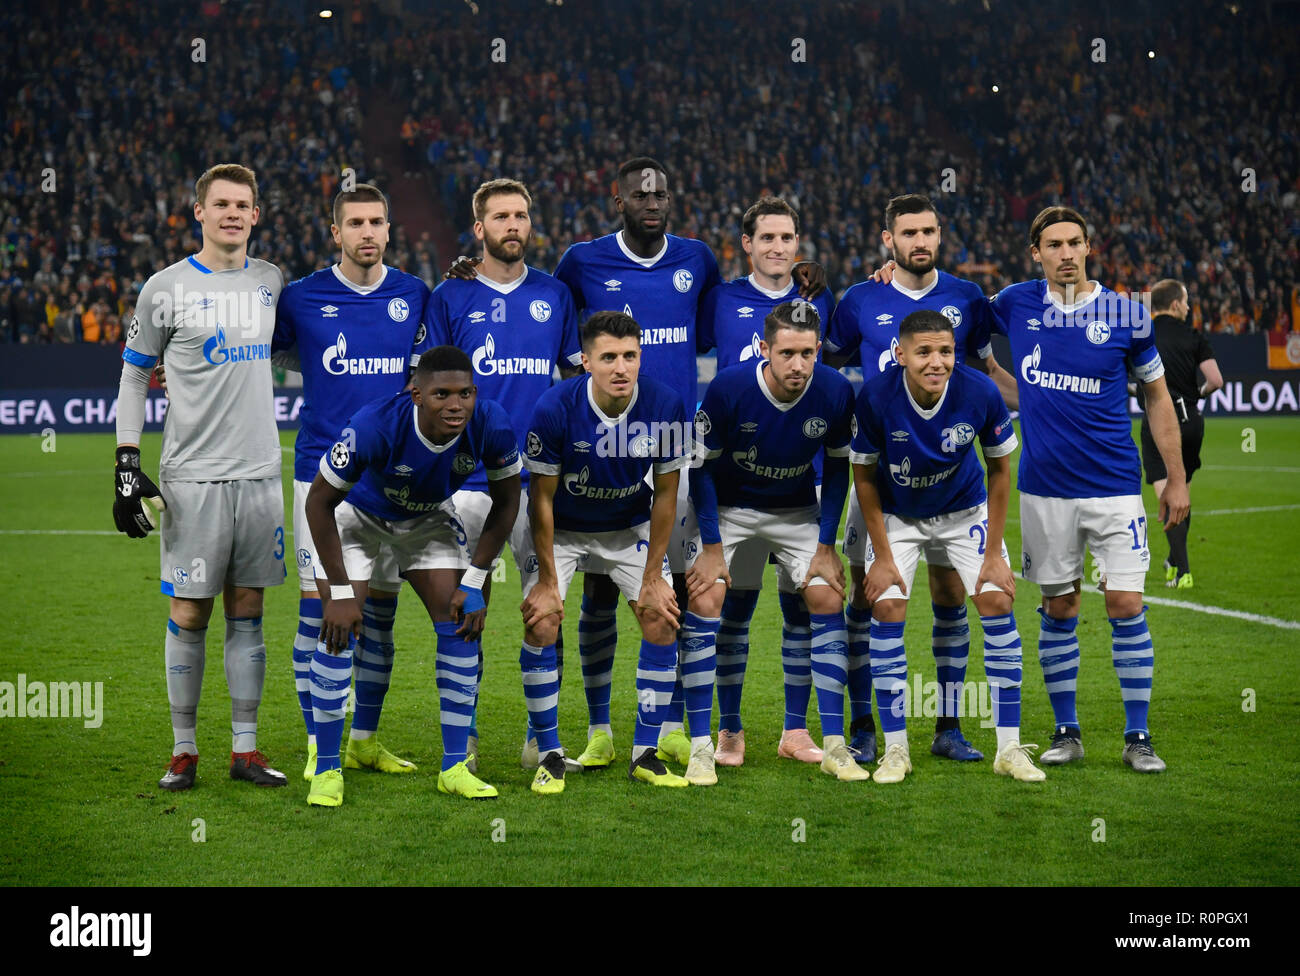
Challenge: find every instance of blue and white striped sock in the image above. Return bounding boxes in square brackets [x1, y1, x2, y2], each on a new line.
[809, 611, 849, 738]
[870, 618, 908, 735]
[845, 603, 873, 725]
[1037, 610, 1080, 730]
[681, 610, 720, 742]
[779, 592, 813, 730]
[434, 622, 478, 771]
[716, 589, 759, 732]
[933, 603, 970, 721]
[633, 639, 678, 752]
[351, 595, 397, 738]
[981, 613, 1023, 745]
[293, 598, 321, 741]
[579, 594, 618, 730]
[1110, 609, 1154, 736]
[520, 641, 562, 755]
[311, 640, 353, 774]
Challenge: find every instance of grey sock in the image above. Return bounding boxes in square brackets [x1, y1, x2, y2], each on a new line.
[225, 616, 266, 753]
[165, 621, 207, 755]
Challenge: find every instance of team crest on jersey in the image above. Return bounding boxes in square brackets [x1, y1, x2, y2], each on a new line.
[330, 442, 350, 469]
[172, 567, 190, 586]
[388, 298, 410, 322]
[802, 417, 827, 438]
[737, 306, 754, 318]
[452, 453, 476, 475]
[529, 300, 552, 322]
[673, 269, 694, 293]
[694, 408, 711, 437]
[127, 316, 140, 341]
[941, 305, 962, 327]
[257, 285, 274, 307]
[296, 548, 311, 569]
[1085, 320, 1111, 345]
[740, 332, 763, 362]
[526, 431, 542, 457]
[628, 434, 657, 458]
[941, 423, 976, 453]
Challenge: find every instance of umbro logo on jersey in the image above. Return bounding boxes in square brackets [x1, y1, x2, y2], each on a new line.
[875, 313, 894, 324]
[1027, 318, 1042, 330]
[321, 305, 339, 317]
[891, 430, 910, 442]
[574, 440, 592, 452]
[740, 422, 758, 433]
[737, 306, 755, 318]
[604, 279, 622, 291]
[468, 311, 486, 323]
[197, 297, 215, 309]
[393, 464, 413, 476]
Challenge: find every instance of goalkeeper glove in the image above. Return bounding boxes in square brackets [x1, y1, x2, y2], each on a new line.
[113, 446, 166, 538]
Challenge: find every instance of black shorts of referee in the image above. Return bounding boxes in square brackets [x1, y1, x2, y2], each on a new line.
[1140, 395, 1203, 485]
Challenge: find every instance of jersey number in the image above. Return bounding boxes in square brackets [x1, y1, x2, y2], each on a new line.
[1127, 516, 1147, 551]
[968, 519, 989, 556]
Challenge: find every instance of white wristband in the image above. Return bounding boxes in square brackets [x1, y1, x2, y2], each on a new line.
[330, 584, 356, 601]
[460, 566, 489, 590]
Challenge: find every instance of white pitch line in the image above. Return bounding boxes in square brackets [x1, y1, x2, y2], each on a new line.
[1196, 504, 1300, 516]
[1082, 585, 1300, 630]
[1201, 464, 1300, 474]
[0, 529, 117, 536]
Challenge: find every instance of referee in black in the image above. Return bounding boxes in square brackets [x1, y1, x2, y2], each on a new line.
[1138, 280, 1224, 589]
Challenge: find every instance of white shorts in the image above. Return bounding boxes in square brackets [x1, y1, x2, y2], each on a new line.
[844, 487, 953, 571]
[524, 524, 672, 604]
[1020, 493, 1149, 595]
[873, 504, 1010, 603]
[668, 467, 698, 575]
[331, 500, 470, 584]
[452, 486, 537, 589]
[294, 480, 402, 592]
[160, 477, 286, 599]
[690, 505, 826, 593]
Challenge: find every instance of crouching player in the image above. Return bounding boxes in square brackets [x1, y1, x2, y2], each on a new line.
[851, 310, 1044, 783]
[520, 311, 690, 791]
[689, 301, 866, 781]
[305, 347, 521, 806]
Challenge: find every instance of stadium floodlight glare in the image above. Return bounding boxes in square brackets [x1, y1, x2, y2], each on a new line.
[1148, 50, 1155, 58]
[991, 85, 1000, 93]
[319, 8, 333, 18]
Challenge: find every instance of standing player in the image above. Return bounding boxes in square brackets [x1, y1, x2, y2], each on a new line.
[688, 302, 865, 781]
[852, 309, 1042, 782]
[1137, 280, 1223, 589]
[696, 198, 837, 766]
[520, 311, 691, 790]
[114, 163, 288, 791]
[305, 347, 521, 806]
[991, 206, 1189, 773]
[825, 193, 1017, 766]
[274, 183, 434, 781]
[425, 178, 582, 771]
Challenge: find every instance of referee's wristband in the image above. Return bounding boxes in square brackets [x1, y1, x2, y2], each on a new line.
[460, 566, 490, 591]
[330, 584, 356, 601]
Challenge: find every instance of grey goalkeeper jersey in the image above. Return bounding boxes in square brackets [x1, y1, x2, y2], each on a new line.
[119, 255, 284, 482]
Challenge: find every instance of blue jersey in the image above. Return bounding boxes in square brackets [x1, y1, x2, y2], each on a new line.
[525, 374, 689, 533]
[554, 232, 721, 413]
[699, 276, 835, 370]
[319, 393, 521, 523]
[825, 271, 993, 374]
[274, 265, 433, 483]
[698, 362, 852, 510]
[425, 266, 581, 491]
[990, 280, 1161, 498]
[850, 365, 1017, 519]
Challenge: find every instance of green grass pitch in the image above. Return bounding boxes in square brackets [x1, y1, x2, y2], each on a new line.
[1, 418, 1297, 885]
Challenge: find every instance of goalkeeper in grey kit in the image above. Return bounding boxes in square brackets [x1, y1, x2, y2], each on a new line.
[113, 164, 289, 792]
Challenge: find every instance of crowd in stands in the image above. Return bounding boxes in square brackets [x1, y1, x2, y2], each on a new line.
[3, 0, 1296, 344]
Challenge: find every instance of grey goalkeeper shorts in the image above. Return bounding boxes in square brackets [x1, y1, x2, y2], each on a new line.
[159, 477, 287, 599]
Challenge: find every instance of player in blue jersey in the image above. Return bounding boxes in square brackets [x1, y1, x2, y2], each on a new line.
[304, 347, 522, 806]
[688, 301, 867, 781]
[851, 309, 1044, 783]
[426, 178, 583, 773]
[273, 183, 434, 782]
[696, 196, 837, 767]
[520, 311, 691, 790]
[826, 194, 1018, 767]
[990, 207, 1188, 774]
